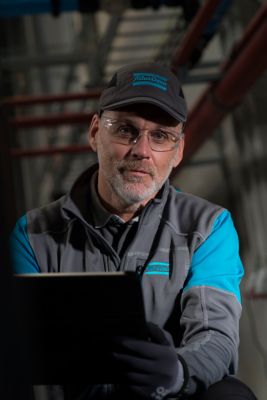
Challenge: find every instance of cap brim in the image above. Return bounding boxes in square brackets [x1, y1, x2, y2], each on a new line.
[101, 96, 187, 123]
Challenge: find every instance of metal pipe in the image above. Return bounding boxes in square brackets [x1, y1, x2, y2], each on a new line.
[171, 0, 221, 70]
[221, 3, 267, 71]
[11, 144, 92, 158]
[115, 28, 174, 37]
[175, 4, 267, 170]
[9, 112, 94, 128]
[0, 52, 101, 70]
[245, 292, 267, 300]
[3, 89, 103, 107]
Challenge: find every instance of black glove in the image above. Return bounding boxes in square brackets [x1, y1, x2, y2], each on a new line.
[111, 322, 183, 399]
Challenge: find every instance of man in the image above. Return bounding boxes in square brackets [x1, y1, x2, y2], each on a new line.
[10, 63, 256, 399]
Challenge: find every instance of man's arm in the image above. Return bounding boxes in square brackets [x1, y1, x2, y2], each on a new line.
[178, 209, 244, 395]
[10, 215, 40, 273]
[107, 210, 243, 399]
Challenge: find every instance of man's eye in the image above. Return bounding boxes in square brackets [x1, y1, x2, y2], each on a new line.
[150, 130, 168, 142]
[117, 125, 136, 137]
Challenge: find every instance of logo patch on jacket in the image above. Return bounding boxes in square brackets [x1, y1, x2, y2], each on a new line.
[144, 262, 169, 276]
[132, 72, 168, 91]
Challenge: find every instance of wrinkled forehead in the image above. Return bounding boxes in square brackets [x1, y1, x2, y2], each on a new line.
[101, 103, 183, 129]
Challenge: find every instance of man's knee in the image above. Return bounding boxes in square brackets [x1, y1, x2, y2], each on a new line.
[196, 376, 257, 400]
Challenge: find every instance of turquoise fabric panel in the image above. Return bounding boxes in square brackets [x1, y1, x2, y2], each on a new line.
[184, 210, 244, 303]
[10, 215, 40, 273]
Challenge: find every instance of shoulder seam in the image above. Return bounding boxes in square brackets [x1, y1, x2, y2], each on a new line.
[162, 218, 206, 241]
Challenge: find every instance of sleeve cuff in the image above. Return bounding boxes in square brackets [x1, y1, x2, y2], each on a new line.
[168, 359, 185, 396]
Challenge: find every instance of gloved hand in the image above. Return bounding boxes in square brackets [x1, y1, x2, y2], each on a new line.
[111, 322, 184, 399]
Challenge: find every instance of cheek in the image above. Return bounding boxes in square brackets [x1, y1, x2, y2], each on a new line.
[98, 141, 129, 165]
[154, 153, 178, 174]
[108, 142, 132, 162]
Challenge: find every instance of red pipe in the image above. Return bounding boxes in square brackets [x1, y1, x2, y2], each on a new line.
[245, 291, 267, 300]
[9, 112, 94, 128]
[221, 3, 267, 71]
[175, 4, 267, 171]
[11, 144, 92, 158]
[2, 88, 103, 107]
[171, 0, 221, 70]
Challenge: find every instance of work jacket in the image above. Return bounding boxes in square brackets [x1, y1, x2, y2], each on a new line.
[11, 164, 244, 398]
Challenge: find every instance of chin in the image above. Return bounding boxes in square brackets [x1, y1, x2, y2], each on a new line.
[117, 184, 158, 205]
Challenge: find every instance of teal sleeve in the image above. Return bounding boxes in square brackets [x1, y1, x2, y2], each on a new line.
[184, 210, 244, 303]
[10, 215, 40, 273]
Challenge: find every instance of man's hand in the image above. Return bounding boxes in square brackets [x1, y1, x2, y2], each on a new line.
[111, 323, 183, 399]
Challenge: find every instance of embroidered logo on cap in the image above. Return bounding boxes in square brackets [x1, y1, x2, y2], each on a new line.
[132, 72, 168, 91]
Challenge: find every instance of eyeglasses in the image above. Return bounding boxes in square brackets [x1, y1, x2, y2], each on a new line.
[101, 116, 184, 152]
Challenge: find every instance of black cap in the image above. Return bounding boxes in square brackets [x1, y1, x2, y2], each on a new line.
[99, 62, 187, 122]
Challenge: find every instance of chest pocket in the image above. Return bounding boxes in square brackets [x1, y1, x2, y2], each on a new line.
[141, 245, 190, 292]
[135, 245, 190, 326]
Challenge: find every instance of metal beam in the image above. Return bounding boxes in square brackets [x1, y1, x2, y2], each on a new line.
[9, 111, 94, 128]
[171, 0, 221, 71]
[11, 144, 92, 158]
[122, 12, 181, 22]
[0, 52, 97, 70]
[3, 89, 103, 107]
[116, 28, 175, 37]
[172, 4, 267, 176]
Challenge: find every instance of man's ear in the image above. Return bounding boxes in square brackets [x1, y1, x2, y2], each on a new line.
[172, 137, 184, 169]
[88, 114, 100, 152]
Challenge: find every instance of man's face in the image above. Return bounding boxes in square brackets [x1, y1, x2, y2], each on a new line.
[89, 105, 184, 208]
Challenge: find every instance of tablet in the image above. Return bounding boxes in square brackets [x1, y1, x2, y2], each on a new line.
[13, 272, 148, 384]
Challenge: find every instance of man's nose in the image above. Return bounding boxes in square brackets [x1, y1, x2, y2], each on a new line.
[131, 131, 151, 157]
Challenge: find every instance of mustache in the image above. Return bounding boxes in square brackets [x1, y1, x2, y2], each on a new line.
[116, 160, 155, 176]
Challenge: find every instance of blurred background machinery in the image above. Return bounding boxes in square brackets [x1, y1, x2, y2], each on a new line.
[0, 1, 267, 399]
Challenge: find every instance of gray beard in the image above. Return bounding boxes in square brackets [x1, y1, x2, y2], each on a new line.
[108, 174, 162, 206]
[98, 155, 173, 207]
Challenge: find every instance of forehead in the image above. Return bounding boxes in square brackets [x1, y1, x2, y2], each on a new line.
[102, 104, 183, 129]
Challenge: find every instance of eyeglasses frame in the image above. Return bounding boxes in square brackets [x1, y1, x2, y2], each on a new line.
[100, 115, 184, 152]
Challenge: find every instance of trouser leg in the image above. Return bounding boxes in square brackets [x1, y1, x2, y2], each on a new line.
[189, 376, 257, 400]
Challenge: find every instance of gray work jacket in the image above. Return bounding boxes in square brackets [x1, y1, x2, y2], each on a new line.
[11, 164, 244, 397]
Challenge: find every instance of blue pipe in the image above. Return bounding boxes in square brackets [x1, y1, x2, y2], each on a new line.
[0, 0, 79, 17]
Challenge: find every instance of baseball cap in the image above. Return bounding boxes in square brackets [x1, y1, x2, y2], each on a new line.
[99, 62, 187, 122]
